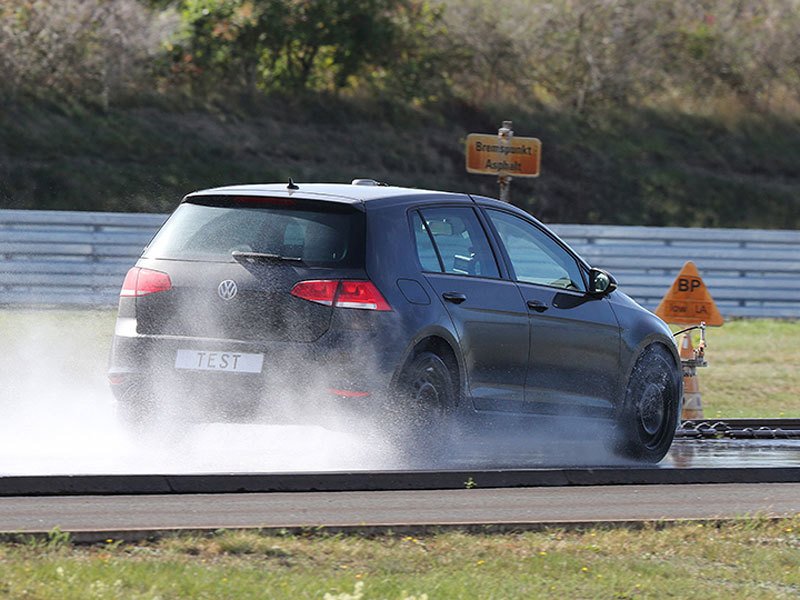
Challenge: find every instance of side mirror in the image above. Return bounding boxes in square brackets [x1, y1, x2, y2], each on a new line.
[589, 268, 617, 296]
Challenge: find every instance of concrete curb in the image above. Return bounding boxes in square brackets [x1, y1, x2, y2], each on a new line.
[1, 466, 799, 496]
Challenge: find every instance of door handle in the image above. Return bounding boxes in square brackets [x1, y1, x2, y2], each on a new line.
[527, 299, 549, 312]
[442, 292, 467, 304]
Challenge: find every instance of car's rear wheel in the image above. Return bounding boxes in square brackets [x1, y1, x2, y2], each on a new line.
[614, 344, 681, 463]
[391, 351, 457, 459]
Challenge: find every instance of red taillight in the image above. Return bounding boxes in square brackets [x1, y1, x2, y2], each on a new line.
[120, 267, 172, 297]
[290, 279, 391, 311]
[335, 280, 391, 311]
[327, 388, 371, 398]
[289, 280, 340, 306]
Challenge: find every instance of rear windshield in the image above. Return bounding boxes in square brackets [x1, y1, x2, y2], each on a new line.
[144, 197, 364, 267]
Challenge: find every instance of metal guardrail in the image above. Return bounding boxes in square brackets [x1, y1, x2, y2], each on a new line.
[551, 224, 800, 319]
[0, 210, 166, 307]
[1, 209, 799, 316]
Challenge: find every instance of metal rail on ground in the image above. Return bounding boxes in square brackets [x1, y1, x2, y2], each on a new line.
[677, 418, 800, 439]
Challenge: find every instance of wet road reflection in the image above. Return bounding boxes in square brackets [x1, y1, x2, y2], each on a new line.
[666, 438, 800, 468]
[1, 416, 799, 475]
[436, 429, 800, 470]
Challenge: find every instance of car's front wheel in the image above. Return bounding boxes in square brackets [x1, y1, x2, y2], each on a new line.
[614, 344, 681, 463]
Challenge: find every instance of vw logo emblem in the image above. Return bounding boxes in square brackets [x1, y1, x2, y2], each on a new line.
[217, 279, 238, 300]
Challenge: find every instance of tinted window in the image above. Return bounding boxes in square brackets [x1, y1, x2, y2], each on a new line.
[419, 207, 499, 278]
[411, 211, 442, 272]
[144, 199, 364, 267]
[486, 209, 585, 291]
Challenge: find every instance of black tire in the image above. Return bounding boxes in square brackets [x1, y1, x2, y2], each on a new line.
[614, 344, 681, 463]
[390, 351, 457, 458]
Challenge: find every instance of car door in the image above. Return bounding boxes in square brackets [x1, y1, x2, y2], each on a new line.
[412, 207, 530, 408]
[482, 207, 621, 417]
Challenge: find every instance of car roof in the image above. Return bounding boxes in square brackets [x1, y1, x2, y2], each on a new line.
[185, 182, 471, 205]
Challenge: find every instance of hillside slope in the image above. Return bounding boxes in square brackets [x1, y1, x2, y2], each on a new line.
[1, 97, 798, 228]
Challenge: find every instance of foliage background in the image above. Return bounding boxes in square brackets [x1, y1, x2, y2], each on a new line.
[0, 0, 798, 227]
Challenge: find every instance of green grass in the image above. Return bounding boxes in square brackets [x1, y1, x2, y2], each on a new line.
[0, 520, 799, 598]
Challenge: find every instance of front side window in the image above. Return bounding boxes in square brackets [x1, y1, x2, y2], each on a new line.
[486, 209, 585, 291]
[418, 207, 499, 278]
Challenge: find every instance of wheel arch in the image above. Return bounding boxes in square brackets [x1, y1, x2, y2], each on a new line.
[392, 328, 465, 403]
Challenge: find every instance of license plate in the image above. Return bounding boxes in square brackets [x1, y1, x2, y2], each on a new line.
[174, 349, 264, 373]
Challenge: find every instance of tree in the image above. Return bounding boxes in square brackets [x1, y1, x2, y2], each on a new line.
[174, 0, 407, 94]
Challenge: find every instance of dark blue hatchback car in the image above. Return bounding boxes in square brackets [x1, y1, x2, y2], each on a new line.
[109, 180, 682, 462]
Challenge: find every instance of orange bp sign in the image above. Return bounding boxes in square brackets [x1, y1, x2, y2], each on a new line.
[655, 261, 724, 326]
[466, 134, 541, 177]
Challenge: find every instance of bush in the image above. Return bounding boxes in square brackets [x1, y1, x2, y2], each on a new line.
[0, 0, 177, 107]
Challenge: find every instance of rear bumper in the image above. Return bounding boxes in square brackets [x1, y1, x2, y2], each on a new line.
[108, 318, 405, 419]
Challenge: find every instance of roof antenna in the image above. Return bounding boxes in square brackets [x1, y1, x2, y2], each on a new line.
[287, 177, 299, 190]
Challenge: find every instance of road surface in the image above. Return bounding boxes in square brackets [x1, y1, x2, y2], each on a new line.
[2, 483, 798, 535]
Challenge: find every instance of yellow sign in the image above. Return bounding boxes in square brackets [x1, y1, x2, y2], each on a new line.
[655, 261, 724, 326]
[466, 133, 541, 177]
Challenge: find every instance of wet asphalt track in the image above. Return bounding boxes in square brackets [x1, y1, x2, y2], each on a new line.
[2, 422, 800, 476]
[445, 436, 800, 470]
[3, 311, 797, 536]
[2, 400, 799, 536]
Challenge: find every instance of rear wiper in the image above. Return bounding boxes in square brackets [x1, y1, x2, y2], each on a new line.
[232, 251, 305, 265]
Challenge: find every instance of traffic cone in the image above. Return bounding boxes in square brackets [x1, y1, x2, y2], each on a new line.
[680, 333, 704, 420]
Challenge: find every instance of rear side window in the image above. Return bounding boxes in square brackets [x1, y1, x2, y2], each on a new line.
[411, 211, 441, 272]
[144, 198, 364, 267]
[417, 207, 499, 278]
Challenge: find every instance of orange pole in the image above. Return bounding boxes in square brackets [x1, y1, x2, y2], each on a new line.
[680, 333, 704, 420]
